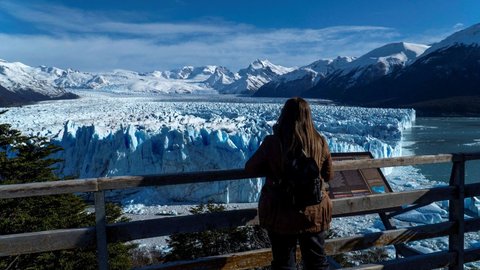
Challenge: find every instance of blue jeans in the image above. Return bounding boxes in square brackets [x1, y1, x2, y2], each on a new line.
[268, 230, 329, 270]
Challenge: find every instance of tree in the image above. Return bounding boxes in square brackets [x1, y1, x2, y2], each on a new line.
[165, 203, 270, 262]
[0, 113, 133, 270]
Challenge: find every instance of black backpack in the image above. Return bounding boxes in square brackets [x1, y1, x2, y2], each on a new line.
[280, 151, 323, 210]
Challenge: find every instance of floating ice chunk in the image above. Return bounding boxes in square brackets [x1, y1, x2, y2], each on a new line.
[439, 197, 480, 218]
[394, 203, 447, 224]
[408, 243, 435, 254]
[465, 197, 480, 216]
[394, 210, 443, 224]
[416, 203, 448, 216]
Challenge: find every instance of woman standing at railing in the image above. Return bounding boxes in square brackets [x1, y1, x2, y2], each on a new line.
[245, 97, 334, 270]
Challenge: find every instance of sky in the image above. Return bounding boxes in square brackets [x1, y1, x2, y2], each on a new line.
[0, 0, 479, 72]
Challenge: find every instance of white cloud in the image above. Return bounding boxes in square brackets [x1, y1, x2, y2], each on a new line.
[453, 23, 465, 31]
[0, 25, 403, 72]
[0, 0, 443, 72]
[0, 1, 247, 37]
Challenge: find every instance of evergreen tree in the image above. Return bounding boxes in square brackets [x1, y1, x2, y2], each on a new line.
[0, 112, 133, 269]
[165, 203, 270, 262]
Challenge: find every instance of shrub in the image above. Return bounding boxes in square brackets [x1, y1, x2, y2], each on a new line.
[164, 203, 270, 262]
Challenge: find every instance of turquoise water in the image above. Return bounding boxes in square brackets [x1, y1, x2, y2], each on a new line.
[402, 117, 480, 184]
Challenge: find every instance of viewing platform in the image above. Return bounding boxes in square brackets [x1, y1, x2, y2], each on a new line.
[1, 153, 480, 270]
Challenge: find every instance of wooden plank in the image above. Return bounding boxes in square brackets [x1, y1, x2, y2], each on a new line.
[2, 215, 478, 258]
[95, 191, 109, 270]
[324, 221, 454, 255]
[465, 217, 480, 232]
[378, 212, 423, 258]
[466, 183, 480, 197]
[107, 184, 461, 243]
[136, 225, 458, 270]
[332, 186, 455, 217]
[107, 209, 259, 242]
[97, 169, 259, 191]
[2, 188, 472, 258]
[463, 152, 480, 161]
[101, 155, 454, 191]
[135, 222, 456, 270]
[332, 154, 452, 171]
[0, 154, 458, 199]
[448, 159, 465, 270]
[464, 247, 480, 263]
[0, 228, 95, 256]
[342, 251, 455, 270]
[136, 248, 273, 270]
[0, 179, 98, 199]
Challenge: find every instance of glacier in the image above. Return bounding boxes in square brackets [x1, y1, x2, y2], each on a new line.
[1, 90, 415, 203]
[3, 91, 480, 268]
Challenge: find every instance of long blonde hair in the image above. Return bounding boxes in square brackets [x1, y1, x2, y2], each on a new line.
[273, 97, 323, 166]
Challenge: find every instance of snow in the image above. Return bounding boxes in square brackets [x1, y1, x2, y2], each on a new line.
[423, 23, 480, 56]
[0, 60, 68, 97]
[266, 42, 428, 89]
[0, 39, 433, 99]
[219, 59, 295, 94]
[0, 59, 293, 97]
[347, 42, 429, 71]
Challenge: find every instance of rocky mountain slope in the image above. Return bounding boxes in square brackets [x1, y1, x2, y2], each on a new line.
[255, 42, 428, 97]
[316, 23, 480, 115]
[0, 60, 79, 106]
[256, 23, 480, 115]
[0, 58, 292, 106]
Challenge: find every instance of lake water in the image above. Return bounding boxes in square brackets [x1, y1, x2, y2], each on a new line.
[402, 117, 480, 184]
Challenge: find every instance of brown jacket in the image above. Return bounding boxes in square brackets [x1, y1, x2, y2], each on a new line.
[245, 134, 333, 234]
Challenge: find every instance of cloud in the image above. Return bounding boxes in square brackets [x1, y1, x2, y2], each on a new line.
[0, 1, 422, 72]
[453, 23, 465, 31]
[0, 26, 402, 72]
[0, 1, 247, 37]
[402, 24, 462, 46]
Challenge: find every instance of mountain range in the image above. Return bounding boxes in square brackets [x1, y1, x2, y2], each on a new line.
[0, 58, 294, 106]
[256, 23, 480, 115]
[1, 23, 480, 115]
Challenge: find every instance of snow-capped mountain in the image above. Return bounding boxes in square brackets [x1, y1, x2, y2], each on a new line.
[0, 60, 71, 96]
[0, 60, 78, 106]
[2, 22, 480, 113]
[204, 66, 237, 89]
[319, 42, 429, 90]
[422, 23, 480, 56]
[255, 42, 428, 97]
[254, 56, 354, 97]
[346, 42, 429, 71]
[158, 65, 217, 80]
[219, 59, 295, 94]
[253, 22, 480, 116]
[99, 69, 219, 94]
[0, 58, 295, 106]
[82, 61, 292, 95]
[314, 23, 480, 115]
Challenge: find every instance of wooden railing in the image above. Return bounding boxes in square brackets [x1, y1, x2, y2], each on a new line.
[1, 153, 480, 270]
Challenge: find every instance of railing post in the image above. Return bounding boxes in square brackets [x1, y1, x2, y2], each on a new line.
[449, 154, 465, 270]
[95, 191, 109, 270]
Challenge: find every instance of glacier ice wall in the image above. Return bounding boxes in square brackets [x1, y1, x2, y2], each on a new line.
[0, 94, 415, 203]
